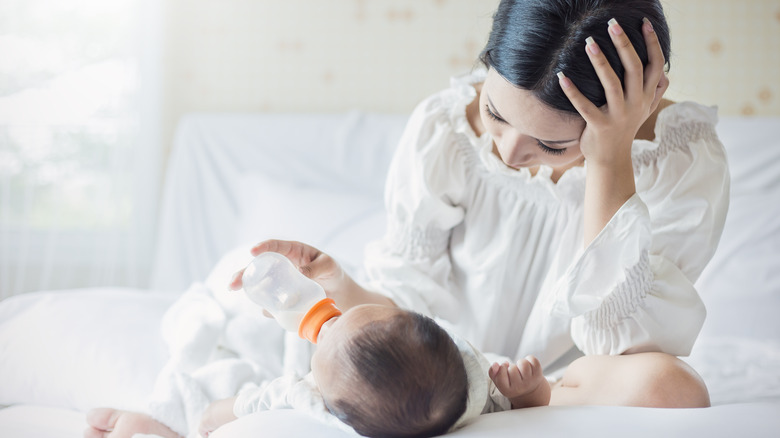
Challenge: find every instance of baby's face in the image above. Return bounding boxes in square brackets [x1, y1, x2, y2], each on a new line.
[310, 304, 401, 401]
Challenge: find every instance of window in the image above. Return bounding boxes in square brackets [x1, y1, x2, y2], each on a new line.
[0, 0, 161, 297]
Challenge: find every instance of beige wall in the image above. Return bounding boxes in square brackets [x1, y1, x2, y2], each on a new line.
[663, 0, 780, 116]
[162, 0, 780, 152]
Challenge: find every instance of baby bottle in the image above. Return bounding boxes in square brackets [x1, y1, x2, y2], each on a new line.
[241, 251, 341, 343]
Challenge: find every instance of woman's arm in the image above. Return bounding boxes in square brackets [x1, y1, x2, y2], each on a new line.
[558, 17, 668, 246]
[546, 19, 728, 356]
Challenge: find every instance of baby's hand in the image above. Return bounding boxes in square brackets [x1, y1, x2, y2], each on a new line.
[488, 355, 551, 409]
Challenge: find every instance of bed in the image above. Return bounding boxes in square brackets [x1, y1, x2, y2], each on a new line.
[1, 109, 779, 437]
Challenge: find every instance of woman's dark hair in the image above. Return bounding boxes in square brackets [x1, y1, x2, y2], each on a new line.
[479, 0, 671, 114]
[325, 312, 468, 438]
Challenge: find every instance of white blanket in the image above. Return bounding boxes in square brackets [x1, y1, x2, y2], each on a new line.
[146, 280, 310, 437]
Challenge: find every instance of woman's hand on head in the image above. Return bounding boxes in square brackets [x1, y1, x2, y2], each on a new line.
[557, 17, 669, 166]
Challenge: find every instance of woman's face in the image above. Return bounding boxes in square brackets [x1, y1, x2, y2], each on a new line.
[479, 68, 586, 170]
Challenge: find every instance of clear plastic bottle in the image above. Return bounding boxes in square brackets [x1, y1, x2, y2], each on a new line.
[241, 251, 341, 343]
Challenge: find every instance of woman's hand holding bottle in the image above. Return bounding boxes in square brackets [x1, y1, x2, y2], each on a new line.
[229, 239, 395, 312]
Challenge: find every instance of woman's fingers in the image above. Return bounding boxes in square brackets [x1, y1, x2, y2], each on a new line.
[649, 73, 670, 114]
[562, 17, 666, 115]
[251, 239, 298, 258]
[557, 72, 600, 123]
[229, 268, 246, 290]
[297, 251, 338, 281]
[606, 18, 644, 99]
[251, 239, 321, 267]
[584, 36, 623, 106]
[642, 17, 666, 97]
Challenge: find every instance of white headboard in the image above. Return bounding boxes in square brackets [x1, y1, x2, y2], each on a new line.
[150, 111, 408, 292]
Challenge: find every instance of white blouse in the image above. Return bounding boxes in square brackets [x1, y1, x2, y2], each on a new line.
[363, 71, 730, 372]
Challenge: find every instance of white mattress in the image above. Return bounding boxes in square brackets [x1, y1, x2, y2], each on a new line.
[2, 113, 779, 437]
[3, 401, 779, 438]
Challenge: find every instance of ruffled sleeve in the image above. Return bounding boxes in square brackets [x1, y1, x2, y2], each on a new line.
[552, 102, 729, 356]
[363, 92, 470, 321]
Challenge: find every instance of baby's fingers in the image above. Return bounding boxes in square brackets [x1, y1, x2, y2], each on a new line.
[489, 362, 512, 390]
[518, 355, 542, 378]
[517, 358, 534, 379]
[526, 355, 542, 372]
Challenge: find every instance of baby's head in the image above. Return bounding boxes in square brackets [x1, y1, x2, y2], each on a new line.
[311, 304, 468, 438]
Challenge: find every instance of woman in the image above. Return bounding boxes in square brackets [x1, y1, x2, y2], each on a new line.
[86, 0, 725, 436]
[232, 0, 726, 400]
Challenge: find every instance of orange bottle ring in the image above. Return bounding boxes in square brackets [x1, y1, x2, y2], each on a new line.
[298, 297, 342, 344]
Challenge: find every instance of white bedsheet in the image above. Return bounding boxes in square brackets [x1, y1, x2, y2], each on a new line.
[3, 400, 779, 438]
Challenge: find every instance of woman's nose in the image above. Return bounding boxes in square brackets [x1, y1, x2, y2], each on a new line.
[501, 133, 535, 158]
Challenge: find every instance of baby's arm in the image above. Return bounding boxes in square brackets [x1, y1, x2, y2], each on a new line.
[488, 355, 551, 409]
[198, 396, 238, 437]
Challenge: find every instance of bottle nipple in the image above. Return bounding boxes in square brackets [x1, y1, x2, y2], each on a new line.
[298, 297, 342, 344]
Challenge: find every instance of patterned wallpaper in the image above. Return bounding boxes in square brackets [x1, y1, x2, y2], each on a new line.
[163, 0, 780, 146]
[663, 0, 780, 117]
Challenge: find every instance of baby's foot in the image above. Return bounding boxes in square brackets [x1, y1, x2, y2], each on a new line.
[488, 355, 551, 408]
[84, 408, 182, 438]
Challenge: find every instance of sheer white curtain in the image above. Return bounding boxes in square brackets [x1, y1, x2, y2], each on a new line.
[0, 0, 163, 298]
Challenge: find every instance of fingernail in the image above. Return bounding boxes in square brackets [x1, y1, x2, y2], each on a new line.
[643, 17, 654, 32]
[229, 272, 241, 289]
[585, 36, 599, 54]
[556, 71, 570, 88]
[608, 18, 622, 35]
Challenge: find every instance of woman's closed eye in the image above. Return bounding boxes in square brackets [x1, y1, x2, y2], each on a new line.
[486, 104, 568, 156]
[536, 140, 567, 156]
[484, 104, 506, 124]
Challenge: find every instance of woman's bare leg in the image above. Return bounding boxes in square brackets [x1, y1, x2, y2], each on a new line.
[84, 408, 182, 438]
[550, 352, 710, 408]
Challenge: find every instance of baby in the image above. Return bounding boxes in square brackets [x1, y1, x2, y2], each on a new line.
[197, 304, 550, 438]
[86, 303, 549, 438]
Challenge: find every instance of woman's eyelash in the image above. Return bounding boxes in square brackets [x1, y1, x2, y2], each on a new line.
[485, 104, 566, 156]
[484, 105, 505, 123]
[537, 141, 566, 156]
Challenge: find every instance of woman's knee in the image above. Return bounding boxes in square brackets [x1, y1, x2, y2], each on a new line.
[629, 352, 710, 408]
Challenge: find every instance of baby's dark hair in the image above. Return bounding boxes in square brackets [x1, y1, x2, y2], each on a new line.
[325, 312, 468, 438]
[479, 0, 671, 114]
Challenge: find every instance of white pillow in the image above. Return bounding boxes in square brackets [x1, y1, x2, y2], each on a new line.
[0, 288, 175, 412]
[233, 173, 386, 274]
